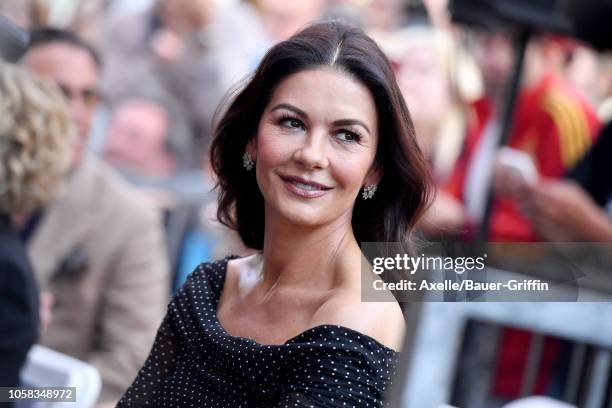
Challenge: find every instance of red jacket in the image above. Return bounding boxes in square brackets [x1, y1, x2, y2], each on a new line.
[445, 72, 601, 241]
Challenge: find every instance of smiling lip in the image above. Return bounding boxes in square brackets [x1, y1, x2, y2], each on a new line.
[280, 175, 333, 198]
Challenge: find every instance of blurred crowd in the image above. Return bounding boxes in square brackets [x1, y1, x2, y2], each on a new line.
[0, 0, 611, 406]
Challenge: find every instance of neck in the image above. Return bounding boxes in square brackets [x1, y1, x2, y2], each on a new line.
[259, 209, 362, 292]
[10, 212, 27, 229]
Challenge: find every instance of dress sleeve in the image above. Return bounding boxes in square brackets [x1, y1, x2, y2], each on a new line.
[274, 339, 398, 408]
[115, 311, 179, 407]
[116, 259, 223, 406]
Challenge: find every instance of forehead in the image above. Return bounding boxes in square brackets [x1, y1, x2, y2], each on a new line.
[267, 68, 378, 130]
[115, 100, 167, 120]
[25, 42, 98, 87]
[112, 100, 168, 129]
[258, 0, 325, 16]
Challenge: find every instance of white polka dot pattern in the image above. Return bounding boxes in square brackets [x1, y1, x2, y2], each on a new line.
[117, 256, 399, 407]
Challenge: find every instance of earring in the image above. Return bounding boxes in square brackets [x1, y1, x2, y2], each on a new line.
[242, 152, 254, 171]
[362, 184, 377, 200]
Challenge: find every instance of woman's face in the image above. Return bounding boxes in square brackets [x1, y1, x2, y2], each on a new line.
[251, 68, 380, 228]
[397, 45, 450, 127]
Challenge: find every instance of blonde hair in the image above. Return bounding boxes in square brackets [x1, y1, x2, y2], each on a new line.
[0, 62, 74, 214]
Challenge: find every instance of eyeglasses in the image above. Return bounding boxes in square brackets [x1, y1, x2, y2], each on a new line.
[57, 83, 100, 109]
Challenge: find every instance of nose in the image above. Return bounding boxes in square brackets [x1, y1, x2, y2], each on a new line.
[292, 129, 329, 169]
[104, 125, 132, 158]
[68, 98, 90, 130]
[105, 132, 122, 154]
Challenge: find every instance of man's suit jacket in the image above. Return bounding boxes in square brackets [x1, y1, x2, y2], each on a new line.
[0, 215, 38, 399]
[27, 155, 170, 403]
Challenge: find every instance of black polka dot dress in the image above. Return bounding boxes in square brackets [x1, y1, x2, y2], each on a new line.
[117, 256, 399, 407]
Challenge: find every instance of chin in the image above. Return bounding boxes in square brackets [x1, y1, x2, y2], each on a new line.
[272, 196, 355, 230]
[275, 201, 329, 227]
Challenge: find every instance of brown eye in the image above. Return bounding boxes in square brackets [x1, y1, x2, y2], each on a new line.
[336, 129, 362, 143]
[82, 89, 100, 109]
[279, 116, 305, 131]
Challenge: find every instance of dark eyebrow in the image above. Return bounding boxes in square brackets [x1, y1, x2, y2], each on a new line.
[270, 103, 372, 135]
[270, 103, 308, 119]
[332, 119, 371, 136]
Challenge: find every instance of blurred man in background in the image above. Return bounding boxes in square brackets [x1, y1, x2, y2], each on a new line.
[103, 96, 178, 181]
[23, 28, 169, 404]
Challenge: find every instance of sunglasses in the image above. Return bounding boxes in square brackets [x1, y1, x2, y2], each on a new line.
[57, 83, 100, 109]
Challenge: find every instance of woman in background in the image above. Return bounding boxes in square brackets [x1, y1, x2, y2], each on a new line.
[0, 63, 73, 393]
[119, 20, 431, 407]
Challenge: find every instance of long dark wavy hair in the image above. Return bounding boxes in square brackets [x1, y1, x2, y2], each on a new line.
[210, 20, 433, 250]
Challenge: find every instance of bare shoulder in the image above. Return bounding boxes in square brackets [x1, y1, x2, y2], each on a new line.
[311, 291, 406, 351]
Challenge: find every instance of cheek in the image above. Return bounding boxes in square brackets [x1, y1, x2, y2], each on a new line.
[256, 133, 290, 167]
[332, 156, 373, 192]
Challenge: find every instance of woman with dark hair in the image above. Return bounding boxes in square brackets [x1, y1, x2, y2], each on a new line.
[118, 20, 431, 407]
